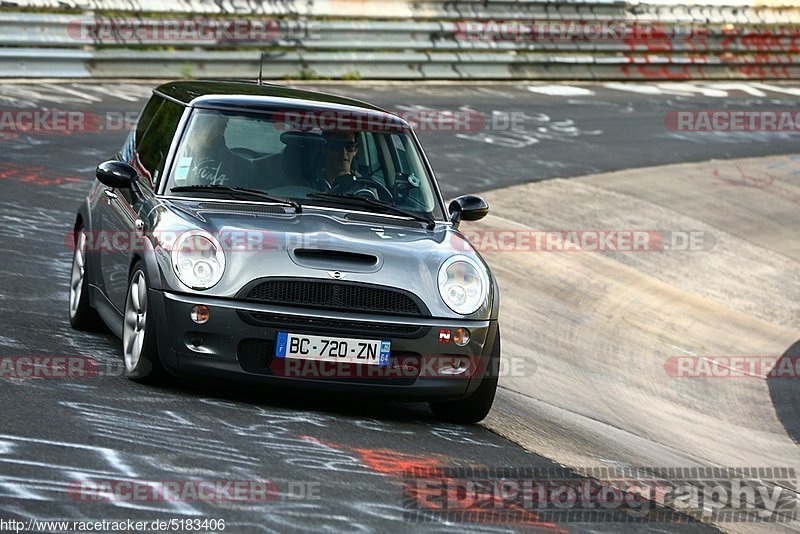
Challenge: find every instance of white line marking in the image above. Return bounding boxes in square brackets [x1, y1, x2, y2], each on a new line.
[527, 85, 595, 97]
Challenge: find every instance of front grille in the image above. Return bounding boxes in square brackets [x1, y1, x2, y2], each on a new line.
[243, 311, 427, 338]
[244, 279, 423, 316]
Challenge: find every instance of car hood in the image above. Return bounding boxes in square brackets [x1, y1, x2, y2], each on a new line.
[148, 198, 494, 319]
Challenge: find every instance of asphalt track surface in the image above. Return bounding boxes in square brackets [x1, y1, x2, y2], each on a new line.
[1, 81, 798, 532]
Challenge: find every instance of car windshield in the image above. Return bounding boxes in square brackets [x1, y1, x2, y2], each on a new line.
[166, 108, 444, 219]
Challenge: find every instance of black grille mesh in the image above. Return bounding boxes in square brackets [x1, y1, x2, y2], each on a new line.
[245, 280, 422, 316]
[247, 312, 425, 336]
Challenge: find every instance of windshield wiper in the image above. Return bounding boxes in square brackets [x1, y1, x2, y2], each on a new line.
[171, 185, 302, 213]
[307, 192, 436, 229]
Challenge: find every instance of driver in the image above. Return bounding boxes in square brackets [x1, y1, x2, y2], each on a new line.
[317, 130, 361, 190]
[313, 130, 391, 202]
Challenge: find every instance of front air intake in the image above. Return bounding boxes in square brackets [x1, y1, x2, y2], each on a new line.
[244, 279, 424, 316]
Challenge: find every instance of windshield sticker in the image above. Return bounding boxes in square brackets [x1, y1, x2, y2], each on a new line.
[175, 156, 192, 181]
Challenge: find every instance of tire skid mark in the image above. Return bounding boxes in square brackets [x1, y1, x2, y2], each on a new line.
[0, 162, 86, 187]
[707, 163, 800, 205]
[299, 436, 566, 531]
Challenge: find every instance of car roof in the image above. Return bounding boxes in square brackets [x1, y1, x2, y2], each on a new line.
[155, 80, 389, 114]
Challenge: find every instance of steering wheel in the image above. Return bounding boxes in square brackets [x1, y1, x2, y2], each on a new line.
[331, 176, 394, 203]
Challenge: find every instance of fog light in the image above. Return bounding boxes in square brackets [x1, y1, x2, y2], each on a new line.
[439, 357, 470, 376]
[453, 327, 470, 346]
[191, 305, 210, 324]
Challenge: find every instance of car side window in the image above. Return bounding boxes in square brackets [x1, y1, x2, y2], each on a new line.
[135, 96, 161, 146]
[390, 134, 411, 173]
[120, 129, 135, 165]
[360, 132, 385, 182]
[135, 98, 184, 188]
[120, 96, 160, 168]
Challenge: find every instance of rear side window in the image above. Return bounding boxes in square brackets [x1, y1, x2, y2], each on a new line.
[135, 97, 184, 187]
[120, 95, 160, 166]
[135, 96, 161, 145]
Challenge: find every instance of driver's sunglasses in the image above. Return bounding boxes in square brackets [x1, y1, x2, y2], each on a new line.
[327, 141, 358, 152]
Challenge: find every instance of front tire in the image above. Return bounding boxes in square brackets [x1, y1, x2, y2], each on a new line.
[69, 227, 102, 331]
[122, 262, 167, 383]
[430, 329, 501, 424]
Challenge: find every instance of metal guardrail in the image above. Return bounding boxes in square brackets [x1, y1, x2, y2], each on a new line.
[0, 4, 798, 79]
[4, 1, 800, 25]
[3, 0, 632, 18]
[3, 0, 799, 22]
[2, 14, 800, 53]
[3, 47, 798, 80]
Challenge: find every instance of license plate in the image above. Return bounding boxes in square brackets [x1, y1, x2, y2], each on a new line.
[275, 332, 390, 366]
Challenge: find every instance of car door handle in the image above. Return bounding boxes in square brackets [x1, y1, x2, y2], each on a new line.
[103, 189, 118, 200]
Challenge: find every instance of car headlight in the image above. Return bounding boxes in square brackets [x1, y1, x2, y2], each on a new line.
[437, 255, 488, 315]
[171, 230, 225, 290]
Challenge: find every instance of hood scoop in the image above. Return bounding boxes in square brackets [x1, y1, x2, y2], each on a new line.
[290, 248, 382, 273]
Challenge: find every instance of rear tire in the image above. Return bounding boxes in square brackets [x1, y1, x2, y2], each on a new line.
[122, 262, 168, 384]
[430, 329, 500, 424]
[68, 227, 103, 331]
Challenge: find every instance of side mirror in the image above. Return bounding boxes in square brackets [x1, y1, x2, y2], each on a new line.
[96, 161, 138, 189]
[449, 195, 489, 227]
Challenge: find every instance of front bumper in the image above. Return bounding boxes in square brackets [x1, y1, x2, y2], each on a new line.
[150, 290, 498, 401]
